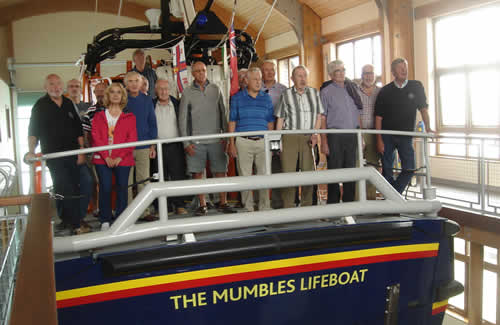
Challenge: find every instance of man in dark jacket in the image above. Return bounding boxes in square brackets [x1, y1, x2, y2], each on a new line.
[152, 79, 188, 214]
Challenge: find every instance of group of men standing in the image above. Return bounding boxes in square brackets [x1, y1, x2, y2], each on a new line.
[25, 47, 432, 234]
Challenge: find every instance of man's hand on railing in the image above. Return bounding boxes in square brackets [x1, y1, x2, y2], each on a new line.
[23, 152, 36, 164]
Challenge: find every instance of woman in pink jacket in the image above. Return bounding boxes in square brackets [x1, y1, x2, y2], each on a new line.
[92, 83, 137, 230]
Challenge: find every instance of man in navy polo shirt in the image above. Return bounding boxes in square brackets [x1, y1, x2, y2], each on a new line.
[227, 67, 274, 211]
[375, 58, 433, 194]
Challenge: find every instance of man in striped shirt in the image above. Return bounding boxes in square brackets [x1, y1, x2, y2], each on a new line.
[275, 65, 324, 208]
[356, 64, 381, 200]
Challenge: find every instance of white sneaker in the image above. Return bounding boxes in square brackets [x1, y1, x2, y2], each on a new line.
[101, 222, 110, 231]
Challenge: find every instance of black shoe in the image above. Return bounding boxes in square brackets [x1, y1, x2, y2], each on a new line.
[217, 203, 237, 214]
[55, 221, 70, 232]
[206, 202, 216, 210]
[195, 205, 208, 216]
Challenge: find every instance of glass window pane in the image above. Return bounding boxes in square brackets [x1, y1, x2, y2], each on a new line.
[454, 237, 465, 255]
[278, 59, 289, 88]
[449, 260, 465, 310]
[373, 35, 382, 77]
[439, 138, 466, 156]
[484, 246, 497, 265]
[439, 74, 466, 126]
[338, 42, 354, 80]
[354, 38, 372, 79]
[435, 16, 466, 68]
[470, 70, 500, 127]
[483, 269, 497, 323]
[466, 7, 500, 65]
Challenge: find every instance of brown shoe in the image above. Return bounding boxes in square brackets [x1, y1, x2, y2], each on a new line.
[176, 207, 188, 215]
[140, 214, 159, 222]
[195, 206, 208, 216]
[73, 223, 91, 235]
[217, 203, 237, 214]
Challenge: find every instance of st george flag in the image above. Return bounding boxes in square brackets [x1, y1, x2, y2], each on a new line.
[172, 40, 189, 94]
[229, 24, 239, 96]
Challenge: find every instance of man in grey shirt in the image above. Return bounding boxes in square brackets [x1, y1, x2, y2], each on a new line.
[178, 61, 235, 216]
[320, 60, 361, 204]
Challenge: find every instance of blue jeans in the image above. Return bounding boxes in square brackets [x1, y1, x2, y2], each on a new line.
[79, 164, 93, 219]
[381, 135, 415, 194]
[95, 164, 131, 223]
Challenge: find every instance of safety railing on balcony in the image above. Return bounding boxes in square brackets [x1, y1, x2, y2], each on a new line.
[407, 135, 500, 218]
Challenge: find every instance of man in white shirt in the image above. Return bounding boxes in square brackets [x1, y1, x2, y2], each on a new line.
[153, 79, 188, 214]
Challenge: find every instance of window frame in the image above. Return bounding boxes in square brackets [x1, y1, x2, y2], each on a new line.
[277, 55, 299, 88]
[335, 33, 383, 84]
[432, 5, 500, 136]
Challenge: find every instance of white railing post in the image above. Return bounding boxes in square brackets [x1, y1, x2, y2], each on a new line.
[422, 137, 437, 212]
[479, 139, 486, 212]
[264, 133, 271, 175]
[156, 142, 168, 222]
[357, 130, 366, 202]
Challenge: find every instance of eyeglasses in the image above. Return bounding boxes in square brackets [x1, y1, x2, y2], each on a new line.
[334, 68, 346, 73]
[362, 71, 375, 75]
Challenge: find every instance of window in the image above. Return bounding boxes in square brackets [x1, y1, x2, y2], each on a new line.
[277, 56, 299, 88]
[336, 34, 382, 82]
[434, 4, 500, 134]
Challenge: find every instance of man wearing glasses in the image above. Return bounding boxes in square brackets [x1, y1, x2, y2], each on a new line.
[320, 60, 361, 204]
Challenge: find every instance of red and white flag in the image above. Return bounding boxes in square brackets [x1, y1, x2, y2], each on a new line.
[172, 40, 189, 94]
[229, 25, 239, 96]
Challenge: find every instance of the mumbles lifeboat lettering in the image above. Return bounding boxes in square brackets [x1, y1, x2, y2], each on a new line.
[169, 268, 368, 310]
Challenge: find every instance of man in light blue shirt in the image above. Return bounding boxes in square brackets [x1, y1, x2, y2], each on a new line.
[320, 60, 361, 204]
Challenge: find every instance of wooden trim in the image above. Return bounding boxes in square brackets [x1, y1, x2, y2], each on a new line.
[9, 194, 57, 325]
[468, 242, 483, 325]
[0, 195, 31, 207]
[439, 207, 500, 237]
[322, 19, 379, 44]
[265, 45, 300, 60]
[0, 0, 150, 25]
[414, 0, 500, 20]
[6, 22, 14, 57]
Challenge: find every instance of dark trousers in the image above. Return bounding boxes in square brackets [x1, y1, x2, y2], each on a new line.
[95, 164, 131, 223]
[79, 164, 93, 219]
[326, 133, 357, 203]
[47, 157, 80, 228]
[151, 142, 188, 209]
[381, 135, 415, 194]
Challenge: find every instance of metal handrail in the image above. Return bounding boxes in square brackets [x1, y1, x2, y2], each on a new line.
[53, 168, 441, 253]
[28, 129, 436, 224]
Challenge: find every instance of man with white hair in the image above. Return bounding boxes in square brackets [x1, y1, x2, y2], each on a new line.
[152, 79, 188, 215]
[356, 64, 381, 200]
[375, 58, 433, 194]
[125, 71, 158, 220]
[25, 74, 90, 234]
[320, 60, 361, 204]
[227, 67, 274, 212]
[260, 60, 287, 209]
[132, 49, 157, 98]
[275, 65, 324, 208]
